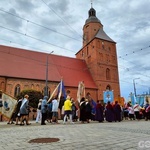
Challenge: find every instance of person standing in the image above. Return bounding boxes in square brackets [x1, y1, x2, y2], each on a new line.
[0, 92, 3, 121]
[71, 98, 78, 122]
[85, 99, 92, 123]
[95, 100, 104, 122]
[20, 94, 30, 125]
[51, 97, 59, 123]
[58, 96, 65, 119]
[144, 99, 150, 121]
[113, 101, 122, 122]
[105, 101, 114, 122]
[63, 96, 73, 124]
[79, 97, 86, 123]
[41, 96, 48, 125]
[35, 99, 42, 123]
[144, 100, 149, 120]
[47, 100, 53, 123]
[128, 103, 135, 120]
[133, 102, 141, 120]
[14, 97, 23, 125]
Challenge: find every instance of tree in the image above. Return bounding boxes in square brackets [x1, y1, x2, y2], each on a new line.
[16, 89, 43, 108]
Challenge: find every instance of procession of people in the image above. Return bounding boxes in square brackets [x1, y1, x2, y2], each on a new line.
[0, 90, 150, 126]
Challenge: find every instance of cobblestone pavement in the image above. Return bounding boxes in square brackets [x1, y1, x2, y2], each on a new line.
[0, 120, 150, 150]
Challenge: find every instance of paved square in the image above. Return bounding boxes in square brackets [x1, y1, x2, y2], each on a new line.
[0, 120, 150, 150]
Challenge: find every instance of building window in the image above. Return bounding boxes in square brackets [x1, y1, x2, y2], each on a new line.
[0, 81, 5, 91]
[106, 68, 111, 80]
[31, 84, 34, 89]
[102, 41, 104, 49]
[36, 84, 40, 91]
[14, 84, 21, 97]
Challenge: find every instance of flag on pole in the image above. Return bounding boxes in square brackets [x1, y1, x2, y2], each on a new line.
[1, 93, 17, 119]
[57, 80, 66, 101]
[47, 80, 66, 103]
[77, 81, 85, 102]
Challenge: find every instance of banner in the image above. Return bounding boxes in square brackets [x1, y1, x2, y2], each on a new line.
[114, 97, 125, 106]
[103, 90, 114, 103]
[77, 81, 85, 102]
[136, 96, 145, 107]
[1, 93, 17, 119]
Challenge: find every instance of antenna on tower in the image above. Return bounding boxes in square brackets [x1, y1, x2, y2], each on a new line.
[91, 0, 93, 8]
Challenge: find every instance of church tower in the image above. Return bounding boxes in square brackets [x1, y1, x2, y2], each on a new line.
[76, 4, 120, 100]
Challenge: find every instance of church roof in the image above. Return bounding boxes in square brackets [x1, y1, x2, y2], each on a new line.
[0, 45, 97, 89]
[95, 28, 116, 43]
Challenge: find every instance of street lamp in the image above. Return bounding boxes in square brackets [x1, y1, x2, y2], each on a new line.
[133, 78, 140, 97]
[45, 51, 54, 96]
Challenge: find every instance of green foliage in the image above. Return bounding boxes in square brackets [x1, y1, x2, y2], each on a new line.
[16, 89, 43, 108]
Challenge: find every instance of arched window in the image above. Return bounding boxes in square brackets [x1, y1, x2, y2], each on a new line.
[36, 84, 40, 91]
[106, 68, 111, 80]
[14, 84, 21, 97]
[0, 81, 5, 91]
[31, 84, 34, 89]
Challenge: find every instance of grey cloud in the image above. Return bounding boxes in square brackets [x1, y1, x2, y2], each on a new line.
[0, 8, 22, 29]
[14, 0, 35, 13]
[48, 0, 69, 15]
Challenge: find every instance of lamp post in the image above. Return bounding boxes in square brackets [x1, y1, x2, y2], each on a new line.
[45, 51, 54, 96]
[133, 78, 140, 97]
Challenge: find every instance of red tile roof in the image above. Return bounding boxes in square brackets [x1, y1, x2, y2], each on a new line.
[0, 45, 97, 89]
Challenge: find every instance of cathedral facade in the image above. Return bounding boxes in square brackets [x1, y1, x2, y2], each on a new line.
[0, 6, 120, 101]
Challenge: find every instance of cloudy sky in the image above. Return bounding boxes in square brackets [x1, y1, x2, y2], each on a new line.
[0, 0, 150, 100]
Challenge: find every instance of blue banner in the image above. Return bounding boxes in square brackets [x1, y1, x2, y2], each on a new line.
[136, 96, 145, 107]
[103, 90, 114, 103]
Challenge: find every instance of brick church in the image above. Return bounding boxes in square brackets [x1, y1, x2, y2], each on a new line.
[0, 6, 120, 101]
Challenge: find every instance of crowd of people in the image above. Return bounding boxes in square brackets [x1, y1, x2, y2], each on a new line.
[34, 93, 150, 125]
[6, 93, 150, 125]
[7, 94, 31, 125]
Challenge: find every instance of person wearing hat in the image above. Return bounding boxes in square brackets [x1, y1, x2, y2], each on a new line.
[35, 99, 42, 123]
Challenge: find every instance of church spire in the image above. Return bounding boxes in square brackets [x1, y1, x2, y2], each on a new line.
[88, 0, 96, 17]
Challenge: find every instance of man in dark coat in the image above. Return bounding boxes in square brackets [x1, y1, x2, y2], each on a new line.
[95, 100, 104, 122]
[113, 101, 121, 122]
